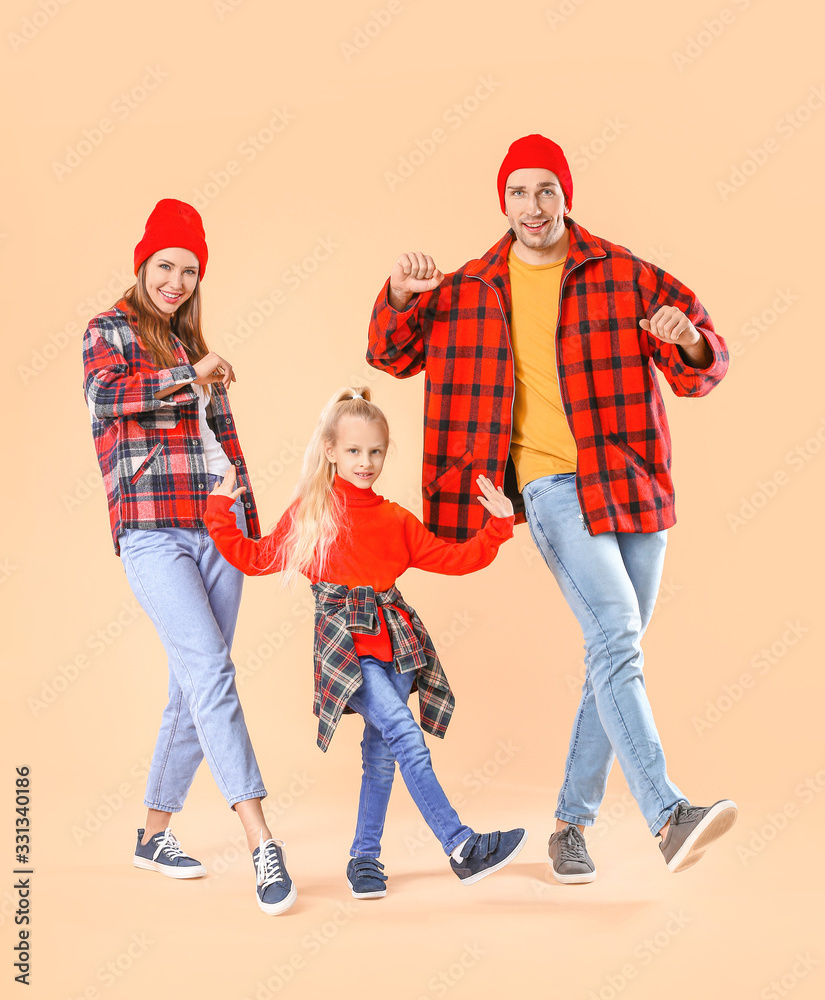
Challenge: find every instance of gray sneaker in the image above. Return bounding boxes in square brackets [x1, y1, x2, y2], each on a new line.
[659, 799, 738, 872]
[548, 824, 596, 884]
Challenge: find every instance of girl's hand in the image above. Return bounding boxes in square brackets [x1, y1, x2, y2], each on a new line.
[193, 351, 236, 389]
[475, 475, 513, 518]
[210, 467, 246, 500]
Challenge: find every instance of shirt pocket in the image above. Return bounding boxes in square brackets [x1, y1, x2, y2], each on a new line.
[423, 447, 473, 498]
[135, 406, 182, 431]
[127, 442, 165, 485]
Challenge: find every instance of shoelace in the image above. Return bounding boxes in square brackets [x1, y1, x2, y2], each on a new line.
[350, 858, 387, 882]
[151, 828, 187, 862]
[256, 835, 285, 889]
[556, 826, 588, 862]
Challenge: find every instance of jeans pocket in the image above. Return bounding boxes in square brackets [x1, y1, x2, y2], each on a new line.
[524, 472, 576, 503]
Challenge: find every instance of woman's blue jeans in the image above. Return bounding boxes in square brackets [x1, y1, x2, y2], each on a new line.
[119, 488, 266, 811]
[346, 656, 472, 857]
[522, 473, 684, 835]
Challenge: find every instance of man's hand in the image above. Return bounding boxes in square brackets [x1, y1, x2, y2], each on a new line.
[210, 467, 246, 500]
[388, 252, 445, 310]
[194, 351, 236, 389]
[640, 306, 712, 368]
[475, 475, 513, 518]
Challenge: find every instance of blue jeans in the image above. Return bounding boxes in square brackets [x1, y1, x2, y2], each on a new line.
[346, 656, 473, 857]
[119, 484, 266, 811]
[522, 474, 684, 835]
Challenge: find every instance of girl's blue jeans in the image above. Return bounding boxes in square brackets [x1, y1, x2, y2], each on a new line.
[347, 656, 473, 858]
[522, 473, 685, 835]
[119, 482, 266, 811]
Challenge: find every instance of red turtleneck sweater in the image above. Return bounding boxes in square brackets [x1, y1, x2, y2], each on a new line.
[205, 476, 514, 661]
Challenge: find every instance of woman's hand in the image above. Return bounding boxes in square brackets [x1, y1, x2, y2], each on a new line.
[193, 351, 236, 389]
[210, 467, 246, 500]
[475, 475, 513, 517]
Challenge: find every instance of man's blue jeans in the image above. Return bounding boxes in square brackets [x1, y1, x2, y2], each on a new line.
[522, 473, 684, 835]
[347, 656, 473, 857]
[119, 488, 267, 811]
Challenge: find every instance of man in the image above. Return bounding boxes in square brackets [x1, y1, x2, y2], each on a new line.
[366, 134, 736, 882]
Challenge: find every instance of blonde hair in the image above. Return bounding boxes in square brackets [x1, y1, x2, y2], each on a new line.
[279, 387, 389, 585]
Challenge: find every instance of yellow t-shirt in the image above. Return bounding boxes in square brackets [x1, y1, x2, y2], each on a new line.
[508, 248, 577, 491]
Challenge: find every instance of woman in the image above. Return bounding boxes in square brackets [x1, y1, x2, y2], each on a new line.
[82, 198, 295, 915]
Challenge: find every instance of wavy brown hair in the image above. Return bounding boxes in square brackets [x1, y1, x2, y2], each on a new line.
[121, 261, 209, 370]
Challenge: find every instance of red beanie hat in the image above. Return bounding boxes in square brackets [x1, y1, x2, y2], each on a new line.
[134, 199, 208, 279]
[497, 134, 573, 213]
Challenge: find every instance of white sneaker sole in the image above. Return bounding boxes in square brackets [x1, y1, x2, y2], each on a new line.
[133, 856, 206, 879]
[667, 800, 738, 873]
[347, 879, 387, 899]
[549, 861, 597, 884]
[257, 884, 297, 915]
[459, 830, 529, 886]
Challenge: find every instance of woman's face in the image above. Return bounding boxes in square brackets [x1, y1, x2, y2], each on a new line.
[324, 416, 388, 490]
[144, 247, 200, 315]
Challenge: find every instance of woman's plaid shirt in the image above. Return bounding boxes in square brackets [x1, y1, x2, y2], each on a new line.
[367, 220, 729, 541]
[83, 304, 260, 553]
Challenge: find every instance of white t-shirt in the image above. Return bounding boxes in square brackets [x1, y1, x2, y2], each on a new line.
[194, 384, 232, 476]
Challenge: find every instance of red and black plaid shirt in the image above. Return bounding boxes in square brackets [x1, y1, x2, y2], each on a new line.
[83, 302, 260, 553]
[367, 220, 728, 540]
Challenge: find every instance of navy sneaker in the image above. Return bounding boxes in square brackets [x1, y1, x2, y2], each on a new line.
[133, 827, 206, 879]
[252, 834, 297, 915]
[450, 829, 528, 885]
[346, 857, 388, 899]
[659, 800, 738, 873]
[548, 824, 597, 884]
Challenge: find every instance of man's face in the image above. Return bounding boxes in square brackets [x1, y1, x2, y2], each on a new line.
[504, 168, 568, 257]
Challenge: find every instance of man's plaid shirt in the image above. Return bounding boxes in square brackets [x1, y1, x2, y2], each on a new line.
[367, 220, 729, 540]
[83, 303, 260, 553]
[311, 582, 454, 752]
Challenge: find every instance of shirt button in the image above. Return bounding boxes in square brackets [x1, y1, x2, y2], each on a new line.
[197, 482, 205, 489]
[244, 502, 251, 509]
[225, 417, 232, 425]
[234, 459, 242, 467]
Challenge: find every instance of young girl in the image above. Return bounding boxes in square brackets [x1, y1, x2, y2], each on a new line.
[83, 198, 295, 916]
[205, 387, 527, 898]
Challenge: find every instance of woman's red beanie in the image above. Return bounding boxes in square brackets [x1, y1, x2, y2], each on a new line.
[497, 134, 573, 213]
[134, 199, 208, 279]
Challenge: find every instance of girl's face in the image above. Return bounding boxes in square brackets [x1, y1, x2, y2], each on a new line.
[325, 415, 388, 490]
[144, 247, 200, 315]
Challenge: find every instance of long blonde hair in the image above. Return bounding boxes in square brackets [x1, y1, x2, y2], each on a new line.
[279, 387, 390, 585]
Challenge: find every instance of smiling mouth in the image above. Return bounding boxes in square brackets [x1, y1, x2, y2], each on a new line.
[522, 220, 548, 232]
[159, 289, 182, 302]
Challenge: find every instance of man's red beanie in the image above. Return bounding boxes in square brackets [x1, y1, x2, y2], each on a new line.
[134, 199, 208, 279]
[497, 134, 573, 213]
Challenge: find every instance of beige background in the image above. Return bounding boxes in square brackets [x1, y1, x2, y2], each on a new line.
[4, 0, 824, 997]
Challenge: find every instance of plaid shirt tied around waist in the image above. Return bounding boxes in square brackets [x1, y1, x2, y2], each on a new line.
[311, 581, 455, 752]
